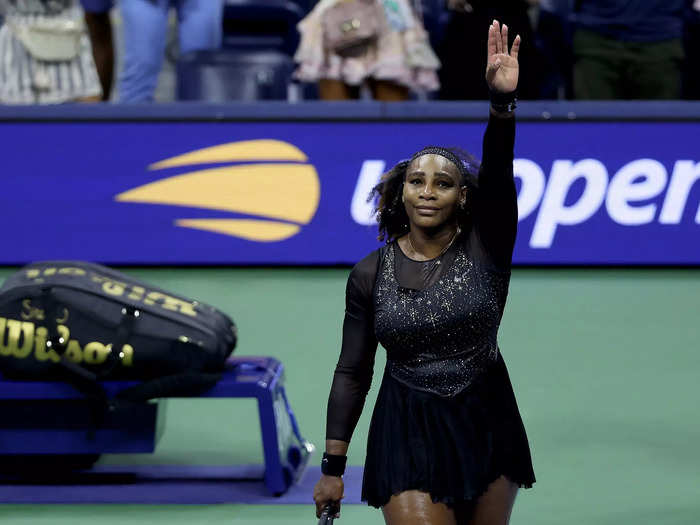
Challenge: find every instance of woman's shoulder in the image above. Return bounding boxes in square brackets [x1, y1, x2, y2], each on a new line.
[347, 244, 390, 297]
[350, 247, 383, 280]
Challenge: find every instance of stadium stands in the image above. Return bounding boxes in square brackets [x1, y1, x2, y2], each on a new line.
[222, 0, 307, 55]
[175, 1, 312, 101]
[177, 49, 296, 101]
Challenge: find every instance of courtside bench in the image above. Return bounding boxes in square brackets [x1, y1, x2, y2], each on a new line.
[0, 356, 314, 495]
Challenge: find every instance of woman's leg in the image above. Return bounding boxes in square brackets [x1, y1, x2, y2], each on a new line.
[176, 0, 224, 54]
[460, 476, 519, 525]
[75, 95, 102, 103]
[84, 10, 114, 100]
[382, 490, 457, 525]
[370, 79, 409, 101]
[118, 0, 169, 102]
[318, 79, 360, 100]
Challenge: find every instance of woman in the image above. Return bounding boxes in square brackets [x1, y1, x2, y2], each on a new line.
[294, 0, 440, 101]
[313, 20, 535, 525]
[0, 0, 102, 104]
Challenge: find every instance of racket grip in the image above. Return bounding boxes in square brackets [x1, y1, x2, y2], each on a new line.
[318, 502, 340, 524]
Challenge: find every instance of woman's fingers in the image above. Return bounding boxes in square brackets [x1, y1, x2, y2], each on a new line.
[487, 21, 498, 59]
[510, 34, 521, 61]
[313, 476, 344, 518]
[490, 20, 520, 59]
[494, 20, 502, 54]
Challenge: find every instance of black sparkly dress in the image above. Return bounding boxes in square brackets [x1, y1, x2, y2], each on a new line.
[326, 114, 536, 509]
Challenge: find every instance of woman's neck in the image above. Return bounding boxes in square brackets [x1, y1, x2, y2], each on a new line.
[404, 224, 460, 261]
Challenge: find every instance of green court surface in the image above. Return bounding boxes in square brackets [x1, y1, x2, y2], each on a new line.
[1, 267, 699, 525]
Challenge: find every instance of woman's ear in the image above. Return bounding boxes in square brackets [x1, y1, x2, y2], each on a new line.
[460, 186, 468, 206]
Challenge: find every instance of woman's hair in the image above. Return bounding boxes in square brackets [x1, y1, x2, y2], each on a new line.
[369, 147, 481, 243]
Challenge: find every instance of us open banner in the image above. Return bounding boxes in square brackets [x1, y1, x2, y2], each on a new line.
[1, 118, 699, 265]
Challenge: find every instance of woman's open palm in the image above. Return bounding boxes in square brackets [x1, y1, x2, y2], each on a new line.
[485, 20, 520, 94]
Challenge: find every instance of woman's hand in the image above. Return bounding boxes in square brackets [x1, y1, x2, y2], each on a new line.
[485, 20, 520, 94]
[313, 474, 344, 519]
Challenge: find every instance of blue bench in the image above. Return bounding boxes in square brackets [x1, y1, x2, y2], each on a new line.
[0, 356, 314, 495]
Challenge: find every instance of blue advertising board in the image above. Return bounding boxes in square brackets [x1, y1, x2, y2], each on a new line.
[1, 103, 699, 265]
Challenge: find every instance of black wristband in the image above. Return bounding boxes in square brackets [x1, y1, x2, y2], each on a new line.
[321, 452, 347, 477]
[489, 89, 518, 112]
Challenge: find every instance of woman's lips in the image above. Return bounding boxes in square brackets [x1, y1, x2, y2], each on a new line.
[415, 206, 440, 215]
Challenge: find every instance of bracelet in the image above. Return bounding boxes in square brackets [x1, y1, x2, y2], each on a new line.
[321, 452, 347, 477]
[489, 89, 518, 113]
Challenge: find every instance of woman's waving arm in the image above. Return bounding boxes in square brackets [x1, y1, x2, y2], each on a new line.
[474, 21, 520, 270]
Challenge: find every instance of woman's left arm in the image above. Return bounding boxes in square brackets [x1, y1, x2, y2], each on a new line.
[476, 21, 520, 270]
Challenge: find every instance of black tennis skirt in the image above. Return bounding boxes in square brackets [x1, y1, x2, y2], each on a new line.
[361, 352, 536, 508]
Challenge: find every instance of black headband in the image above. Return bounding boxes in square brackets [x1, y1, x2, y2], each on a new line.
[408, 146, 478, 185]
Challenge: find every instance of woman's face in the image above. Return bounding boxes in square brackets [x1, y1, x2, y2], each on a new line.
[403, 154, 466, 231]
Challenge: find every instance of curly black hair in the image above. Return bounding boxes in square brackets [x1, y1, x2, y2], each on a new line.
[369, 147, 481, 243]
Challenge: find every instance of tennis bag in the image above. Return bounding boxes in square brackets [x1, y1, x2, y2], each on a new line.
[0, 261, 237, 398]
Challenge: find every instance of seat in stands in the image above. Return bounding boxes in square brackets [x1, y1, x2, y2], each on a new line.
[222, 0, 309, 55]
[177, 49, 295, 101]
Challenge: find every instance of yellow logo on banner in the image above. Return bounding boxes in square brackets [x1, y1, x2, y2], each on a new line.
[115, 140, 320, 242]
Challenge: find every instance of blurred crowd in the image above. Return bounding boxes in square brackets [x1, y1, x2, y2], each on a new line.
[0, 0, 698, 104]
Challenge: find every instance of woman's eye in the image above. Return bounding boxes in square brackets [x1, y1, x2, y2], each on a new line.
[409, 179, 422, 185]
[437, 180, 452, 188]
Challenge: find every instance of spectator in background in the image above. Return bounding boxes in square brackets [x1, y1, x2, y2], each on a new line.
[534, 0, 573, 99]
[573, 0, 685, 99]
[0, 0, 102, 104]
[83, 0, 223, 102]
[683, 0, 700, 99]
[82, 0, 113, 100]
[438, 0, 541, 100]
[294, 0, 440, 101]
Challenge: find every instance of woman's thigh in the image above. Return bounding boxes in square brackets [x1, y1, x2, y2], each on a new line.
[460, 476, 519, 525]
[369, 79, 409, 101]
[382, 490, 457, 525]
[318, 79, 360, 100]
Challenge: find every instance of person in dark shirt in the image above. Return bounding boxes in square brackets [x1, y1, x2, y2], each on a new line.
[535, 0, 574, 99]
[313, 20, 535, 525]
[683, 0, 700, 99]
[438, 0, 542, 100]
[573, 0, 685, 99]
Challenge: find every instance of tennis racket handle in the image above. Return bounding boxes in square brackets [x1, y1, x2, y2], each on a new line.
[318, 502, 340, 524]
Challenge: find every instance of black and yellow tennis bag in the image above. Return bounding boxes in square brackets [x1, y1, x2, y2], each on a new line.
[0, 261, 237, 398]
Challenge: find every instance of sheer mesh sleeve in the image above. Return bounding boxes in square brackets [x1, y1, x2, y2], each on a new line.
[326, 251, 379, 442]
[474, 112, 518, 270]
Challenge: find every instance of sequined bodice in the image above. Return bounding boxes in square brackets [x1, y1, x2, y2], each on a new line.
[374, 243, 510, 397]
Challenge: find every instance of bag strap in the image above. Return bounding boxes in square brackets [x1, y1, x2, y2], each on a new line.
[40, 287, 98, 383]
[36, 288, 115, 431]
[30, 289, 224, 417]
[39, 286, 135, 381]
[97, 305, 139, 379]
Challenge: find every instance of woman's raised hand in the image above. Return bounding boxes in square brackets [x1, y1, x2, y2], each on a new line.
[485, 20, 520, 94]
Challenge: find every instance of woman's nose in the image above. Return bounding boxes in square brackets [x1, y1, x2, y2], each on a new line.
[421, 184, 436, 198]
